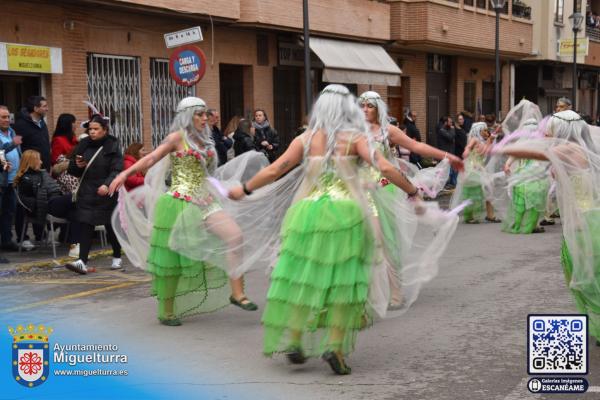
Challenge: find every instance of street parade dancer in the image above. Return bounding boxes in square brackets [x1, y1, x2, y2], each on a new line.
[225, 85, 460, 375]
[499, 109, 600, 342]
[109, 97, 265, 326]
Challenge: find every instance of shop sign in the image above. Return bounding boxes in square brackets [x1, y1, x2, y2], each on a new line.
[0, 43, 62, 73]
[558, 38, 589, 57]
[169, 45, 206, 86]
[278, 41, 323, 67]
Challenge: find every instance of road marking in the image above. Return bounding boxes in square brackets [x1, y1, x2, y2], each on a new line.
[0, 278, 150, 285]
[588, 386, 600, 392]
[0, 282, 140, 313]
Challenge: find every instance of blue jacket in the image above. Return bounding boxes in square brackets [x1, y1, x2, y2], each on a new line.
[0, 127, 20, 186]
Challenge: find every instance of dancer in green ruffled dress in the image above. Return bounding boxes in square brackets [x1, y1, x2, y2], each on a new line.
[229, 85, 427, 375]
[455, 122, 501, 224]
[109, 97, 257, 326]
[501, 110, 600, 341]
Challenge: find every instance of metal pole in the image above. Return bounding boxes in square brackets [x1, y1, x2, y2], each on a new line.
[573, 29, 578, 110]
[303, 0, 312, 113]
[495, 8, 500, 120]
[573, 0, 578, 110]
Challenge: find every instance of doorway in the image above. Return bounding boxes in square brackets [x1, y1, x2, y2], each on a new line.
[0, 73, 41, 120]
[273, 67, 301, 150]
[219, 64, 244, 131]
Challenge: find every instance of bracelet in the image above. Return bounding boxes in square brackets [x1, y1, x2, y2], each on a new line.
[407, 187, 419, 198]
[242, 183, 253, 196]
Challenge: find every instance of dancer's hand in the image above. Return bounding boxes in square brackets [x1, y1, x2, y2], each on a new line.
[97, 185, 109, 196]
[448, 155, 464, 172]
[108, 173, 127, 196]
[229, 186, 245, 200]
[503, 163, 511, 175]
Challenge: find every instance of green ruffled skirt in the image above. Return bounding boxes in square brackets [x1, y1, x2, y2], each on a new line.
[503, 179, 548, 234]
[560, 210, 600, 339]
[262, 194, 374, 357]
[147, 194, 230, 320]
[460, 184, 485, 222]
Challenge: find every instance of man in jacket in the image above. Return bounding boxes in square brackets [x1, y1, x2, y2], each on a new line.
[0, 106, 22, 251]
[403, 110, 423, 166]
[14, 96, 51, 172]
[207, 109, 232, 166]
[437, 116, 457, 188]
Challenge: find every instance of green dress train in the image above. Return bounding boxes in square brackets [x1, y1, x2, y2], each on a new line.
[262, 158, 375, 357]
[503, 159, 549, 234]
[146, 145, 230, 320]
[560, 173, 600, 339]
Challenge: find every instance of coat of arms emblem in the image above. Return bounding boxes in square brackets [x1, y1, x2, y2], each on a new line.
[9, 323, 52, 388]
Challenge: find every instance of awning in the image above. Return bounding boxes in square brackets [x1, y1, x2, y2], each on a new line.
[309, 37, 401, 86]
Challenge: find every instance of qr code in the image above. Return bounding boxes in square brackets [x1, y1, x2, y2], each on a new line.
[528, 315, 588, 374]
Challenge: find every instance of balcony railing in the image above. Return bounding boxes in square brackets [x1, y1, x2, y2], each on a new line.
[512, 1, 531, 19]
[587, 26, 600, 42]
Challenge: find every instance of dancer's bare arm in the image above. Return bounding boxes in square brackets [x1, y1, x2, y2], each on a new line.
[388, 125, 464, 171]
[108, 131, 180, 195]
[355, 136, 419, 195]
[229, 137, 304, 199]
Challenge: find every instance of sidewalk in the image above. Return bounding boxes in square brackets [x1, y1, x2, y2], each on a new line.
[0, 242, 112, 275]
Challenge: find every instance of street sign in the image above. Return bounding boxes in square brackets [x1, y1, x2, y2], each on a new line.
[164, 27, 203, 48]
[169, 45, 207, 86]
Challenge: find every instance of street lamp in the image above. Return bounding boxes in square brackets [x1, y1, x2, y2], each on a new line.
[569, 11, 584, 110]
[491, 0, 506, 121]
[303, 0, 312, 113]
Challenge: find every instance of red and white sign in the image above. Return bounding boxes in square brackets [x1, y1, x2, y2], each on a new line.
[169, 45, 207, 87]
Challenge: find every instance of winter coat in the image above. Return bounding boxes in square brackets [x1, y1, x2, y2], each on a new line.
[233, 129, 257, 157]
[253, 125, 280, 162]
[403, 117, 422, 165]
[454, 126, 468, 158]
[16, 169, 63, 224]
[437, 125, 456, 154]
[51, 135, 78, 165]
[14, 111, 51, 171]
[68, 135, 122, 225]
[123, 154, 144, 191]
[211, 126, 233, 166]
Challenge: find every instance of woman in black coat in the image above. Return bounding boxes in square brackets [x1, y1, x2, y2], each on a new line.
[233, 119, 258, 156]
[65, 115, 123, 274]
[252, 109, 280, 163]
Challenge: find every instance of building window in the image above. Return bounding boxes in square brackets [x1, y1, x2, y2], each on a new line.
[476, 0, 487, 9]
[482, 80, 500, 116]
[464, 0, 474, 6]
[256, 34, 269, 66]
[427, 54, 450, 73]
[463, 81, 476, 114]
[555, 0, 564, 23]
[150, 59, 195, 148]
[87, 54, 142, 150]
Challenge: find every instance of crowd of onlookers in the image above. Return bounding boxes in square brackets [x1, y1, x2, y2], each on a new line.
[0, 99, 284, 268]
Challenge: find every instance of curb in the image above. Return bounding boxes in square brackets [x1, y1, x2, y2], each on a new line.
[0, 249, 114, 275]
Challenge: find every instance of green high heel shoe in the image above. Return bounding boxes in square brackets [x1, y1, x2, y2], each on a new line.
[322, 351, 351, 375]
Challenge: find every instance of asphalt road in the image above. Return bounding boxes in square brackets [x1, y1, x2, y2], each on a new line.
[1, 219, 598, 400]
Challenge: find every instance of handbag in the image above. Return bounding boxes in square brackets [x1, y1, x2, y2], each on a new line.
[72, 146, 103, 202]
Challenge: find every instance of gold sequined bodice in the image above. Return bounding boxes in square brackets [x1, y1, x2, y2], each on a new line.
[306, 159, 354, 200]
[169, 151, 211, 199]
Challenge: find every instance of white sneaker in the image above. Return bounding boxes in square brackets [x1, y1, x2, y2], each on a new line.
[20, 240, 35, 251]
[111, 258, 123, 270]
[68, 243, 80, 258]
[66, 259, 87, 275]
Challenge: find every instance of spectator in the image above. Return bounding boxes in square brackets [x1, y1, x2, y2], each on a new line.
[0, 105, 23, 251]
[587, 11, 596, 27]
[484, 113, 497, 129]
[52, 153, 79, 196]
[252, 109, 280, 163]
[51, 113, 78, 165]
[123, 142, 147, 191]
[403, 110, 423, 166]
[14, 95, 51, 172]
[207, 109, 232, 166]
[65, 115, 123, 275]
[455, 114, 468, 159]
[223, 115, 243, 162]
[14, 150, 80, 253]
[233, 119, 257, 156]
[460, 110, 474, 133]
[437, 116, 456, 188]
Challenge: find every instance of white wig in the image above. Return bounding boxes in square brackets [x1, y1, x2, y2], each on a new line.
[171, 97, 216, 157]
[308, 84, 367, 160]
[547, 110, 598, 153]
[468, 122, 488, 143]
[358, 91, 389, 134]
